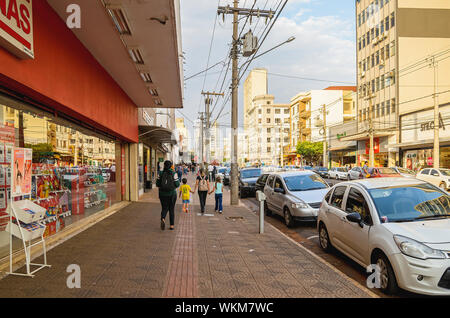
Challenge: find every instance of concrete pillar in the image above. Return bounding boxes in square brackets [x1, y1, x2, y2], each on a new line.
[129, 143, 139, 202]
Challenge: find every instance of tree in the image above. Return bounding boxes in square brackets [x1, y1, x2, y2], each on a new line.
[296, 141, 323, 165]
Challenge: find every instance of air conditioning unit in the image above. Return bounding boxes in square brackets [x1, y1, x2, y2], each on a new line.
[383, 32, 388, 39]
[360, 71, 366, 78]
[379, 59, 385, 66]
[389, 71, 395, 78]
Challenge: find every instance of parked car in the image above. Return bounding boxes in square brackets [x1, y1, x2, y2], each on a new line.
[284, 165, 301, 171]
[238, 168, 262, 198]
[368, 167, 401, 178]
[302, 166, 313, 171]
[390, 167, 416, 178]
[313, 166, 329, 178]
[416, 168, 450, 190]
[348, 166, 370, 180]
[255, 173, 270, 192]
[329, 167, 350, 180]
[216, 167, 230, 185]
[317, 178, 450, 296]
[263, 171, 330, 226]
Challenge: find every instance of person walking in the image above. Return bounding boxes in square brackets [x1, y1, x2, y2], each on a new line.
[193, 168, 210, 214]
[179, 178, 193, 213]
[209, 176, 223, 214]
[212, 165, 217, 182]
[156, 160, 180, 231]
[176, 165, 183, 182]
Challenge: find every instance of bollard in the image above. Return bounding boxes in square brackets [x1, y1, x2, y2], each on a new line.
[256, 191, 266, 234]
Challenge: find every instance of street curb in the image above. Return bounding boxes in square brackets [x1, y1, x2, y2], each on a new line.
[238, 199, 380, 298]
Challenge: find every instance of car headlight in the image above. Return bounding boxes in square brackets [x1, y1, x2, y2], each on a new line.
[292, 201, 308, 209]
[393, 235, 446, 260]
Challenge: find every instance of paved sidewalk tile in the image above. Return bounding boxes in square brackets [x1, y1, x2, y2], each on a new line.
[0, 173, 374, 298]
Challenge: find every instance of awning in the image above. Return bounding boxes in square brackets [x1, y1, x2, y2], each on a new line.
[139, 126, 177, 145]
[339, 130, 395, 142]
[329, 146, 357, 152]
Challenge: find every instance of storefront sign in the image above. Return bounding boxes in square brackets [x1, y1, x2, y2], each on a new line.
[12, 147, 32, 196]
[0, 0, 34, 59]
[420, 113, 445, 132]
[365, 138, 380, 155]
[337, 132, 347, 140]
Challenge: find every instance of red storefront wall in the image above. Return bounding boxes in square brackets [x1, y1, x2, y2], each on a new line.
[0, 0, 138, 143]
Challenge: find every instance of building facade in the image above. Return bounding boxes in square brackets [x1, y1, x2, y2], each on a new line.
[353, 0, 450, 168]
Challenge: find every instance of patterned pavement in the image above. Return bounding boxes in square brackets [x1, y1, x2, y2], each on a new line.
[0, 174, 375, 298]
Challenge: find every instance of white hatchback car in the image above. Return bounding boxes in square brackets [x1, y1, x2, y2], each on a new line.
[416, 168, 450, 190]
[328, 167, 350, 180]
[317, 178, 450, 296]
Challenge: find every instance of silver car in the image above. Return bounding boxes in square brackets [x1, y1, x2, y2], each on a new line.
[263, 171, 330, 227]
[390, 166, 416, 178]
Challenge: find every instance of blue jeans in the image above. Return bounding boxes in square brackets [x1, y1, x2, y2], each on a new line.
[215, 193, 223, 211]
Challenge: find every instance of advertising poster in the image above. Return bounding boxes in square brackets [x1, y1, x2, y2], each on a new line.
[12, 148, 33, 196]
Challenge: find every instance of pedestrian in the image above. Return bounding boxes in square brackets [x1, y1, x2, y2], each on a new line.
[212, 165, 217, 182]
[177, 165, 183, 182]
[179, 178, 193, 213]
[208, 164, 214, 181]
[209, 176, 223, 214]
[156, 160, 180, 231]
[193, 168, 210, 214]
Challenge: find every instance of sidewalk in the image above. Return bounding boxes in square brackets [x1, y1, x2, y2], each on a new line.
[0, 173, 375, 298]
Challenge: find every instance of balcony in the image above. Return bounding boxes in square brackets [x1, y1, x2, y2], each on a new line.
[299, 110, 311, 119]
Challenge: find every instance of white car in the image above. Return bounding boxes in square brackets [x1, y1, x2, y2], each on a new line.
[390, 167, 416, 178]
[317, 178, 450, 296]
[328, 167, 350, 180]
[416, 168, 450, 190]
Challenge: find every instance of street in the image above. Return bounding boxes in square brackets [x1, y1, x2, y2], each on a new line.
[238, 178, 429, 298]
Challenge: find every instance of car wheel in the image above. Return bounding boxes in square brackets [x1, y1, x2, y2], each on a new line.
[319, 223, 332, 252]
[264, 201, 272, 216]
[283, 207, 295, 228]
[375, 253, 399, 295]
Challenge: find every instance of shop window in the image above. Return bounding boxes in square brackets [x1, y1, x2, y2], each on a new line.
[0, 104, 118, 260]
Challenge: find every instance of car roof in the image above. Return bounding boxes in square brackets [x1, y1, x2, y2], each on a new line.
[335, 177, 428, 189]
[268, 171, 316, 178]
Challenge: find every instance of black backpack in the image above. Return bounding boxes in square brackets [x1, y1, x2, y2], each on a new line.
[160, 170, 176, 192]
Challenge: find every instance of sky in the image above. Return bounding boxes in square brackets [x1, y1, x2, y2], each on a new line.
[178, 0, 357, 139]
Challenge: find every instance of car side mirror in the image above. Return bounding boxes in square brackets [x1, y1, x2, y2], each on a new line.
[346, 212, 364, 228]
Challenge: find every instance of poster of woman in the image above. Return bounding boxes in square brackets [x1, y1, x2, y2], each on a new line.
[12, 148, 33, 196]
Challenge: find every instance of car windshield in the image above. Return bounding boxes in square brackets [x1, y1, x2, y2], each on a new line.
[318, 167, 327, 171]
[368, 183, 450, 222]
[304, 166, 312, 170]
[241, 169, 262, 179]
[397, 167, 415, 175]
[439, 169, 450, 176]
[283, 174, 328, 192]
[377, 168, 398, 174]
[337, 168, 347, 172]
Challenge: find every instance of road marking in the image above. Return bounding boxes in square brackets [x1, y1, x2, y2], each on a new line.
[307, 235, 319, 240]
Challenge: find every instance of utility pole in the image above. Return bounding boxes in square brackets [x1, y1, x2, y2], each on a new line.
[199, 112, 205, 164]
[201, 91, 224, 165]
[322, 104, 327, 168]
[430, 57, 440, 168]
[218, 0, 274, 205]
[363, 83, 376, 167]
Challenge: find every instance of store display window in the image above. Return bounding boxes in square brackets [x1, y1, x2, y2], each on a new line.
[0, 103, 118, 260]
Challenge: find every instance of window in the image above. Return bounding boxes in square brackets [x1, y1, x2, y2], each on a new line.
[371, 79, 375, 93]
[381, 103, 385, 116]
[376, 77, 380, 91]
[267, 128, 271, 133]
[267, 147, 271, 153]
[385, 16, 389, 31]
[284, 109, 289, 114]
[267, 108, 271, 114]
[376, 104, 380, 118]
[324, 189, 333, 203]
[386, 100, 390, 114]
[391, 98, 396, 113]
[266, 118, 271, 124]
[275, 109, 280, 114]
[380, 21, 384, 34]
[330, 186, 346, 209]
[267, 175, 275, 188]
[421, 169, 430, 175]
[431, 169, 439, 176]
[371, 28, 375, 43]
[358, 13, 361, 27]
[274, 177, 283, 190]
[267, 101, 271, 105]
[390, 12, 395, 28]
[267, 138, 271, 143]
[258, 119, 262, 124]
[376, 51, 380, 65]
[383, 101, 388, 114]
[381, 75, 385, 89]
[345, 188, 373, 225]
[385, 44, 390, 59]
[371, 54, 375, 68]
[258, 109, 262, 114]
[275, 118, 281, 124]
[391, 40, 396, 56]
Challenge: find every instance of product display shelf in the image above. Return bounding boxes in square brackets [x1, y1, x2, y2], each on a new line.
[6, 199, 51, 277]
[42, 210, 72, 224]
[85, 199, 107, 209]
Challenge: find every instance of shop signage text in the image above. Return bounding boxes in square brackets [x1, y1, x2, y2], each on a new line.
[337, 132, 347, 140]
[420, 113, 445, 132]
[0, 0, 34, 59]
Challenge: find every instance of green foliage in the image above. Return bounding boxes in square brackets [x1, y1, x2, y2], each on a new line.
[296, 141, 323, 164]
[25, 143, 58, 163]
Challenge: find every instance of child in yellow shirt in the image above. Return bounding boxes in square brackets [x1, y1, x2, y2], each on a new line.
[179, 178, 194, 213]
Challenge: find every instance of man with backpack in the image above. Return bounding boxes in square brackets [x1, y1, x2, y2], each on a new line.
[156, 160, 180, 231]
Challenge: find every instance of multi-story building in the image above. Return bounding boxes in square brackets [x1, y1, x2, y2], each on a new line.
[244, 68, 268, 130]
[176, 118, 190, 163]
[285, 87, 357, 166]
[351, 0, 450, 168]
